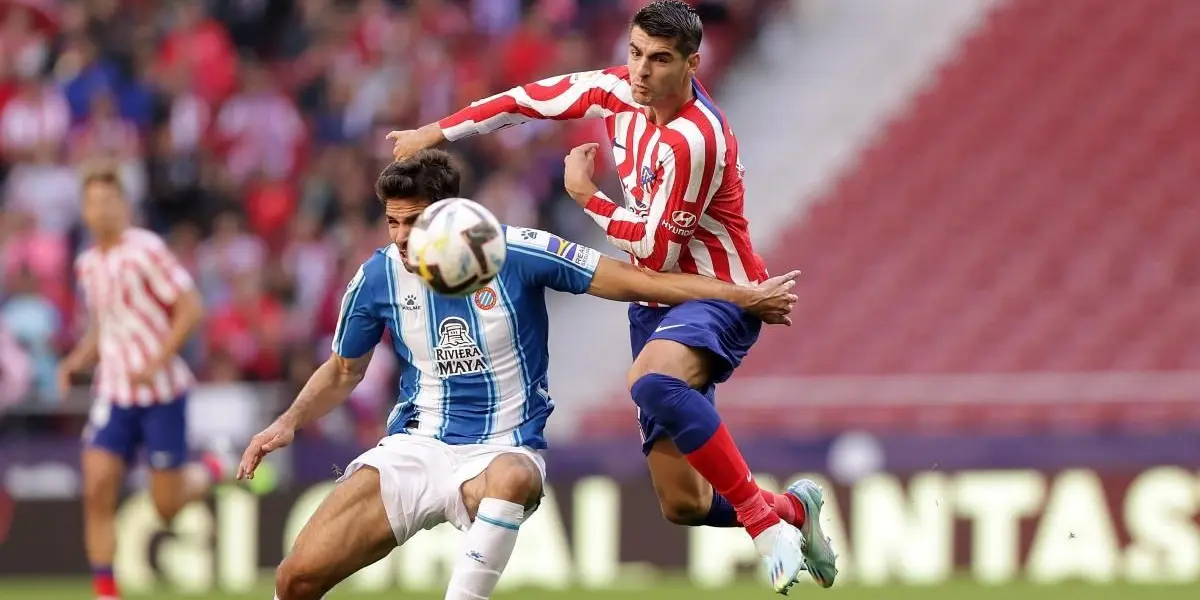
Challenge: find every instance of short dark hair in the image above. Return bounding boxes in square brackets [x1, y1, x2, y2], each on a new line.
[80, 160, 125, 194]
[631, 0, 703, 56]
[375, 149, 461, 205]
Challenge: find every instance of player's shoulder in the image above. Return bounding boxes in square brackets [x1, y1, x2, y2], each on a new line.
[503, 225, 600, 270]
[663, 81, 727, 144]
[504, 225, 563, 252]
[357, 246, 395, 280]
[122, 227, 168, 248]
[567, 66, 631, 92]
[341, 248, 389, 299]
[74, 247, 99, 270]
[602, 65, 630, 81]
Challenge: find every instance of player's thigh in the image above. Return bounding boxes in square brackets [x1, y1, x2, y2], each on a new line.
[83, 401, 140, 468]
[82, 402, 137, 511]
[628, 338, 713, 390]
[141, 396, 189, 471]
[277, 466, 397, 597]
[142, 398, 191, 514]
[628, 300, 760, 390]
[644, 437, 712, 523]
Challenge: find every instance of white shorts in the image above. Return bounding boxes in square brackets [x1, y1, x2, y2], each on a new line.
[337, 433, 547, 544]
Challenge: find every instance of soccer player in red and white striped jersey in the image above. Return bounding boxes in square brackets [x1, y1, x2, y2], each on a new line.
[384, 1, 837, 592]
[58, 164, 228, 600]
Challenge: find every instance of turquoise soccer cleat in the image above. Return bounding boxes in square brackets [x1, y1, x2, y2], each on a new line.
[762, 523, 806, 595]
[785, 479, 839, 588]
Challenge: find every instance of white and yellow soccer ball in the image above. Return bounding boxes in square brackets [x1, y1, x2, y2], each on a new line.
[407, 197, 507, 296]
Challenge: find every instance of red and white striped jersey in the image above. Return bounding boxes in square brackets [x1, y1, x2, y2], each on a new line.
[75, 228, 196, 406]
[439, 66, 769, 303]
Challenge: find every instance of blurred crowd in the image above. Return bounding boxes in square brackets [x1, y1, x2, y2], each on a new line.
[0, 0, 773, 413]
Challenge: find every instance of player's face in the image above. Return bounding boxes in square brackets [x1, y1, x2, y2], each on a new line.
[80, 181, 129, 240]
[627, 26, 699, 106]
[385, 198, 430, 271]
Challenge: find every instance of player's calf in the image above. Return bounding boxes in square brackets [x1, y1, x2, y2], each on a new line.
[448, 453, 543, 600]
[627, 342, 780, 537]
[81, 448, 125, 600]
[147, 457, 224, 524]
[646, 438, 807, 529]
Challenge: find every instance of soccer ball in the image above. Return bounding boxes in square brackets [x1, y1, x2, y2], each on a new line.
[407, 197, 507, 296]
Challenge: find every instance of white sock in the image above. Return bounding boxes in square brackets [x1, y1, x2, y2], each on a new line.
[752, 521, 785, 558]
[444, 498, 526, 600]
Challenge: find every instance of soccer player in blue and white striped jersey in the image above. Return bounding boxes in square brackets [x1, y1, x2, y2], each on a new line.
[237, 150, 800, 600]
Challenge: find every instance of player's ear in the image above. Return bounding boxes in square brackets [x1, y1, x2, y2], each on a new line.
[686, 52, 700, 77]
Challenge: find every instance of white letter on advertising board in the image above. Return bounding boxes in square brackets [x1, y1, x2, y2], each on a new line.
[1027, 470, 1119, 583]
[853, 473, 953, 584]
[1124, 467, 1200, 582]
[955, 470, 1045, 583]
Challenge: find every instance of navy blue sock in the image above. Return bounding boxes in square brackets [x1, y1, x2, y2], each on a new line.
[631, 373, 778, 535]
[703, 489, 741, 527]
[630, 373, 722, 452]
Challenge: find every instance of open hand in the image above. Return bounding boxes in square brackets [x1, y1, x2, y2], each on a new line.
[743, 270, 800, 325]
[237, 420, 295, 480]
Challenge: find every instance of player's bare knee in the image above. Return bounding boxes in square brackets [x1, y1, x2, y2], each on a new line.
[151, 496, 182, 524]
[627, 340, 709, 391]
[81, 474, 118, 513]
[483, 453, 542, 508]
[275, 555, 328, 600]
[659, 496, 710, 526]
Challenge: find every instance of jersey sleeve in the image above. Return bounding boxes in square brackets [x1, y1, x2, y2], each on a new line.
[503, 227, 602, 294]
[582, 122, 722, 272]
[331, 256, 386, 359]
[438, 67, 632, 141]
[134, 234, 196, 304]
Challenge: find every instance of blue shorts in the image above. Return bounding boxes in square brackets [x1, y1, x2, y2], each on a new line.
[84, 396, 189, 470]
[628, 300, 761, 455]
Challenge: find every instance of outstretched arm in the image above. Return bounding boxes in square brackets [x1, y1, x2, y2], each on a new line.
[504, 226, 798, 324]
[587, 257, 799, 325]
[388, 68, 634, 160]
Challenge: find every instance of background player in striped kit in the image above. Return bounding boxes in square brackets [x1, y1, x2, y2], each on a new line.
[384, 1, 836, 592]
[236, 150, 801, 600]
[59, 164, 231, 600]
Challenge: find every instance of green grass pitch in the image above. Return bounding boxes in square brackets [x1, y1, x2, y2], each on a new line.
[2, 580, 1197, 600]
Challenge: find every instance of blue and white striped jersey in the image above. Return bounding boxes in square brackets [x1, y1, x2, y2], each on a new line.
[332, 226, 602, 449]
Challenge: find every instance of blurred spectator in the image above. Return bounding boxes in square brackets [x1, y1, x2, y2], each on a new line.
[196, 208, 266, 307]
[213, 60, 305, 185]
[1, 263, 60, 402]
[205, 269, 286, 381]
[0, 210, 70, 311]
[1, 70, 70, 163]
[0, 320, 32, 411]
[156, 0, 238, 105]
[4, 141, 79, 234]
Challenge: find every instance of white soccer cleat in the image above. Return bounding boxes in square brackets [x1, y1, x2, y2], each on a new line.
[761, 523, 806, 595]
